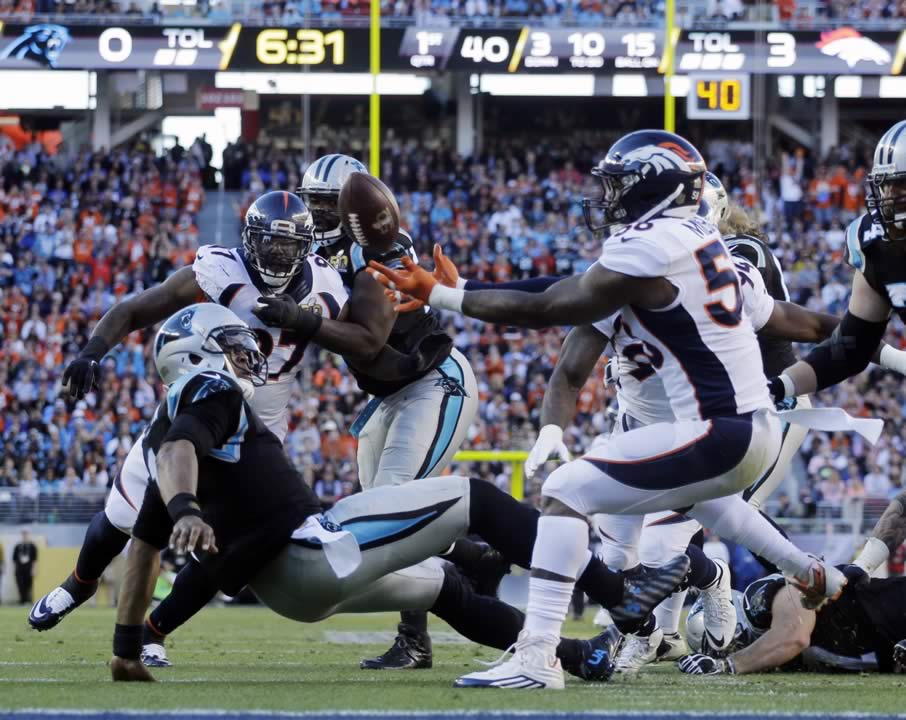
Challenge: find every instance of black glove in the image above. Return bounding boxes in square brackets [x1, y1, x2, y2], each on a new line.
[893, 639, 906, 671]
[677, 654, 736, 675]
[252, 295, 323, 339]
[61, 336, 109, 401]
[767, 376, 787, 405]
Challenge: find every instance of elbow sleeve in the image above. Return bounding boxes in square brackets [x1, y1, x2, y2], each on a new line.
[803, 311, 887, 391]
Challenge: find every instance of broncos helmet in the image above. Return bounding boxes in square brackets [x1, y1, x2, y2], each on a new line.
[701, 171, 729, 225]
[583, 130, 706, 234]
[154, 304, 267, 400]
[298, 154, 367, 245]
[867, 120, 906, 241]
[242, 191, 313, 289]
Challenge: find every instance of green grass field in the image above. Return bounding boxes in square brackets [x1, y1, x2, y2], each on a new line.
[1, 606, 903, 717]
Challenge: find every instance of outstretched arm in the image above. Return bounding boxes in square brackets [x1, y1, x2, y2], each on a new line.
[729, 587, 816, 674]
[855, 490, 906, 574]
[371, 258, 673, 329]
[760, 302, 840, 343]
[775, 271, 890, 398]
[64, 267, 201, 400]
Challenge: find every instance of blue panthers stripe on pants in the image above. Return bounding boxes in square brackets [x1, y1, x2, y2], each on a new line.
[416, 354, 467, 479]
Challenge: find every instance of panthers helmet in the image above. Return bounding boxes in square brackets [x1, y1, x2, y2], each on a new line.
[701, 171, 730, 225]
[685, 590, 753, 657]
[583, 130, 706, 234]
[298, 154, 368, 245]
[867, 120, 906, 241]
[154, 304, 267, 400]
[242, 191, 313, 289]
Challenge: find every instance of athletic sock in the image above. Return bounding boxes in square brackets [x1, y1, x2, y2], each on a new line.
[431, 566, 523, 650]
[146, 559, 219, 638]
[466, 478, 625, 608]
[400, 609, 428, 636]
[524, 515, 588, 638]
[685, 543, 719, 589]
[653, 591, 687, 635]
[73, 512, 129, 584]
[689, 495, 811, 577]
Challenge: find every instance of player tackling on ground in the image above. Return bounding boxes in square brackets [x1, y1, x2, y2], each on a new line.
[372, 130, 864, 690]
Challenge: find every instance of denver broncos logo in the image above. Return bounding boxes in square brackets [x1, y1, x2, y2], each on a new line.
[658, 141, 696, 162]
[0, 24, 71, 68]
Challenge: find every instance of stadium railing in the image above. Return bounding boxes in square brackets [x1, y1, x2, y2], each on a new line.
[0, 487, 106, 525]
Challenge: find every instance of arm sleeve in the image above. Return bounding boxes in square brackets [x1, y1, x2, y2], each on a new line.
[801, 310, 888, 392]
[164, 391, 243, 459]
[735, 258, 775, 332]
[598, 235, 671, 278]
[464, 276, 562, 293]
[309, 256, 350, 319]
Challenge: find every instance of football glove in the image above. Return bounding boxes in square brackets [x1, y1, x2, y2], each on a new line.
[525, 425, 571, 480]
[253, 295, 323, 340]
[61, 336, 109, 401]
[677, 654, 736, 675]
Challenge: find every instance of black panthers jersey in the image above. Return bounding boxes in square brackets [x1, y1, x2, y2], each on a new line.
[742, 573, 906, 672]
[315, 230, 453, 397]
[846, 212, 906, 320]
[726, 233, 796, 377]
[134, 369, 321, 595]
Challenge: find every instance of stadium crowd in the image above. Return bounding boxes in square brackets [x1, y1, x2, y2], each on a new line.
[0, 130, 904, 536]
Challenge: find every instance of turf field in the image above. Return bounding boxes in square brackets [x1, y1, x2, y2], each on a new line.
[1, 606, 904, 719]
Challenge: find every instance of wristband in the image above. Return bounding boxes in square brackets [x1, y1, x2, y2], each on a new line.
[428, 284, 465, 313]
[81, 336, 111, 362]
[725, 656, 737, 675]
[854, 536, 890, 575]
[456, 276, 468, 290]
[167, 493, 203, 523]
[880, 344, 906, 375]
[779, 374, 796, 400]
[293, 309, 323, 342]
[113, 623, 143, 660]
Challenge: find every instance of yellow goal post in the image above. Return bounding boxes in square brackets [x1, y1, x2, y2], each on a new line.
[452, 450, 530, 500]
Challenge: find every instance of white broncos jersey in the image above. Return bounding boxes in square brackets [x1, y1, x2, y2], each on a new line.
[597, 215, 772, 423]
[193, 245, 348, 442]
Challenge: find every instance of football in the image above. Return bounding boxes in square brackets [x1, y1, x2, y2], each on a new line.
[337, 171, 401, 253]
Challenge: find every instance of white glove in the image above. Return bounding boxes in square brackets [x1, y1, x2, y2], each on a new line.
[525, 424, 571, 480]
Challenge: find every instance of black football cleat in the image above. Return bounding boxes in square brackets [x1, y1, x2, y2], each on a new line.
[360, 623, 433, 670]
[562, 625, 622, 682]
[608, 555, 690, 633]
[467, 545, 511, 598]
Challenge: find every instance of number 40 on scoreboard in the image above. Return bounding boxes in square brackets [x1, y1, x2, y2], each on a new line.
[686, 73, 751, 120]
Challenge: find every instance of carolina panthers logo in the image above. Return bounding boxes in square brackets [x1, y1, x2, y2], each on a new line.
[0, 24, 71, 68]
[178, 308, 196, 330]
[436, 375, 467, 397]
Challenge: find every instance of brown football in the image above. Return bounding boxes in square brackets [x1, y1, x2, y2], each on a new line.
[338, 171, 401, 253]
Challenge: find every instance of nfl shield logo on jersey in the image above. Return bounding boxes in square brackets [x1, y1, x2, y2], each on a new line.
[886, 283, 906, 308]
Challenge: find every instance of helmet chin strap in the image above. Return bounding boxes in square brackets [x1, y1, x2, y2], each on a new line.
[223, 357, 257, 400]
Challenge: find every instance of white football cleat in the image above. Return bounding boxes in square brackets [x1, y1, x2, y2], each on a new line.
[141, 643, 172, 668]
[789, 560, 847, 610]
[700, 558, 736, 652]
[615, 627, 663, 673]
[454, 630, 564, 690]
[656, 631, 688, 662]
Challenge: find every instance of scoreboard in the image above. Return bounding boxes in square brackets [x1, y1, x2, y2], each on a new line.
[1, 22, 903, 76]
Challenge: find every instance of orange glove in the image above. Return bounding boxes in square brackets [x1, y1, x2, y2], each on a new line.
[368, 256, 438, 307]
[367, 268, 425, 313]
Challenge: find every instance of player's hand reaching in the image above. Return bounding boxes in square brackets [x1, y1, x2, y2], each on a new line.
[369, 256, 439, 308]
[525, 424, 571, 479]
[169, 516, 218, 555]
[61, 336, 109, 401]
[677, 654, 736, 675]
[893, 639, 906, 672]
[369, 244, 465, 313]
[253, 295, 323, 339]
[111, 656, 156, 682]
